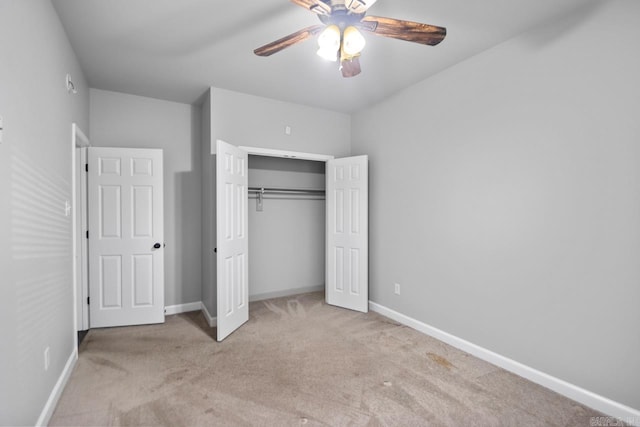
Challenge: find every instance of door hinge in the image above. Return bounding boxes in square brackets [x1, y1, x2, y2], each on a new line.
[87, 297, 90, 305]
[85, 163, 88, 172]
[86, 230, 89, 239]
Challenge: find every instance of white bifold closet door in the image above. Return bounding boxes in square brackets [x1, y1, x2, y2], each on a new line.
[215, 141, 368, 340]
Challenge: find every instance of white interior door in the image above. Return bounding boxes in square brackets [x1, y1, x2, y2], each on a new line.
[326, 155, 369, 312]
[216, 140, 249, 341]
[88, 147, 164, 328]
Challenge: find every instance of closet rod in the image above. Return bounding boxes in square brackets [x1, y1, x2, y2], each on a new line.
[248, 187, 325, 195]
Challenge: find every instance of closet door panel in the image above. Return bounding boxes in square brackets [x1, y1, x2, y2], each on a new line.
[216, 140, 249, 341]
[326, 155, 368, 313]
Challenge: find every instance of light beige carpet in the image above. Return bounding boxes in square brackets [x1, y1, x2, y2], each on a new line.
[50, 292, 602, 426]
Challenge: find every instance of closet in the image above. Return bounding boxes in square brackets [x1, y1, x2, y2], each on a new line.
[212, 140, 368, 341]
[247, 156, 326, 301]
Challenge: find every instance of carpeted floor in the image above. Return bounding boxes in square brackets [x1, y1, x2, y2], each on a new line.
[50, 292, 602, 426]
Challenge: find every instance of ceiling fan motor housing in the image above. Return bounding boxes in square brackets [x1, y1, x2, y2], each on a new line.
[319, 1, 365, 29]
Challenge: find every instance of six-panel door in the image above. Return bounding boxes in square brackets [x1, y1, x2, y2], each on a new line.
[216, 140, 249, 341]
[88, 147, 164, 328]
[326, 155, 369, 313]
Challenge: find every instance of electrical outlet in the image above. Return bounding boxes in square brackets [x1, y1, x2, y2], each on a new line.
[285, 125, 291, 135]
[44, 347, 50, 371]
[0, 115, 4, 143]
[394, 283, 400, 295]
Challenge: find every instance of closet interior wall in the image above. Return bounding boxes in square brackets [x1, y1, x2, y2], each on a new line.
[247, 155, 326, 300]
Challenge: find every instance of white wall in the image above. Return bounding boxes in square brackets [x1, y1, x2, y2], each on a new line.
[352, 0, 640, 411]
[202, 87, 351, 315]
[0, 1, 89, 424]
[90, 89, 202, 306]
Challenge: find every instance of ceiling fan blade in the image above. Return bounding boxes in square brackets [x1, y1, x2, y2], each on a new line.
[359, 16, 446, 46]
[289, 0, 331, 16]
[254, 25, 324, 57]
[345, 0, 377, 14]
[341, 57, 361, 78]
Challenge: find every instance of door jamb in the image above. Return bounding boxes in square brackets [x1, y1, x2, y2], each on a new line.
[237, 145, 334, 162]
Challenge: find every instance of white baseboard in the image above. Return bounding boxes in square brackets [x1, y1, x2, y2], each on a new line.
[36, 347, 78, 427]
[164, 301, 202, 315]
[249, 285, 324, 302]
[201, 302, 217, 328]
[165, 301, 217, 328]
[368, 301, 640, 426]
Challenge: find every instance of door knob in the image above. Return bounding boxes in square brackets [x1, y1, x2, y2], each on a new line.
[153, 243, 162, 249]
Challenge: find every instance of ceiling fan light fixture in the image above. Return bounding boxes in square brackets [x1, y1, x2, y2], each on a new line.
[342, 26, 366, 56]
[253, 0, 447, 78]
[317, 46, 339, 61]
[317, 24, 340, 61]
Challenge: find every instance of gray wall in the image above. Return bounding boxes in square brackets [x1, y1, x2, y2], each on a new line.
[210, 87, 351, 157]
[248, 156, 326, 300]
[90, 89, 202, 307]
[0, 0, 89, 424]
[202, 87, 351, 316]
[352, 0, 640, 410]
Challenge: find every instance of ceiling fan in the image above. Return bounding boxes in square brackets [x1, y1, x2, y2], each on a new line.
[254, 0, 446, 78]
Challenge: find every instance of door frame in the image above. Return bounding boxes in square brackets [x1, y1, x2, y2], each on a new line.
[238, 145, 334, 162]
[71, 123, 90, 337]
[212, 141, 368, 338]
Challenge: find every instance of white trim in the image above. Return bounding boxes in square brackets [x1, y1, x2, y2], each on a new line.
[201, 302, 217, 328]
[72, 123, 90, 333]
[71, 128, 78, 349]
[73, 123, 89, 147]
[36, 348, 78, 427]
[77, 147, 89, 331]
[239, 145, 335, 162]
[164, 301, 202, 315]
[211, 141, 335, 162]
[369, 301, 640, 426]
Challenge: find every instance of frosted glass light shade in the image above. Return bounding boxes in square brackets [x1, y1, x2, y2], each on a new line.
[317, 24, 340, 61]
[342, 26, 366, 56]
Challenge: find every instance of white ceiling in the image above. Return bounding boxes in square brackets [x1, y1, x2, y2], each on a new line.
[52, 0, 591, 113]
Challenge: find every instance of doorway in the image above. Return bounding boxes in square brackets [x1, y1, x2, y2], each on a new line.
[247, 155, 326, 302]
[214, 140, 369, 341]
[74, 144, 167, 331]
[72, 123, 90, 336]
